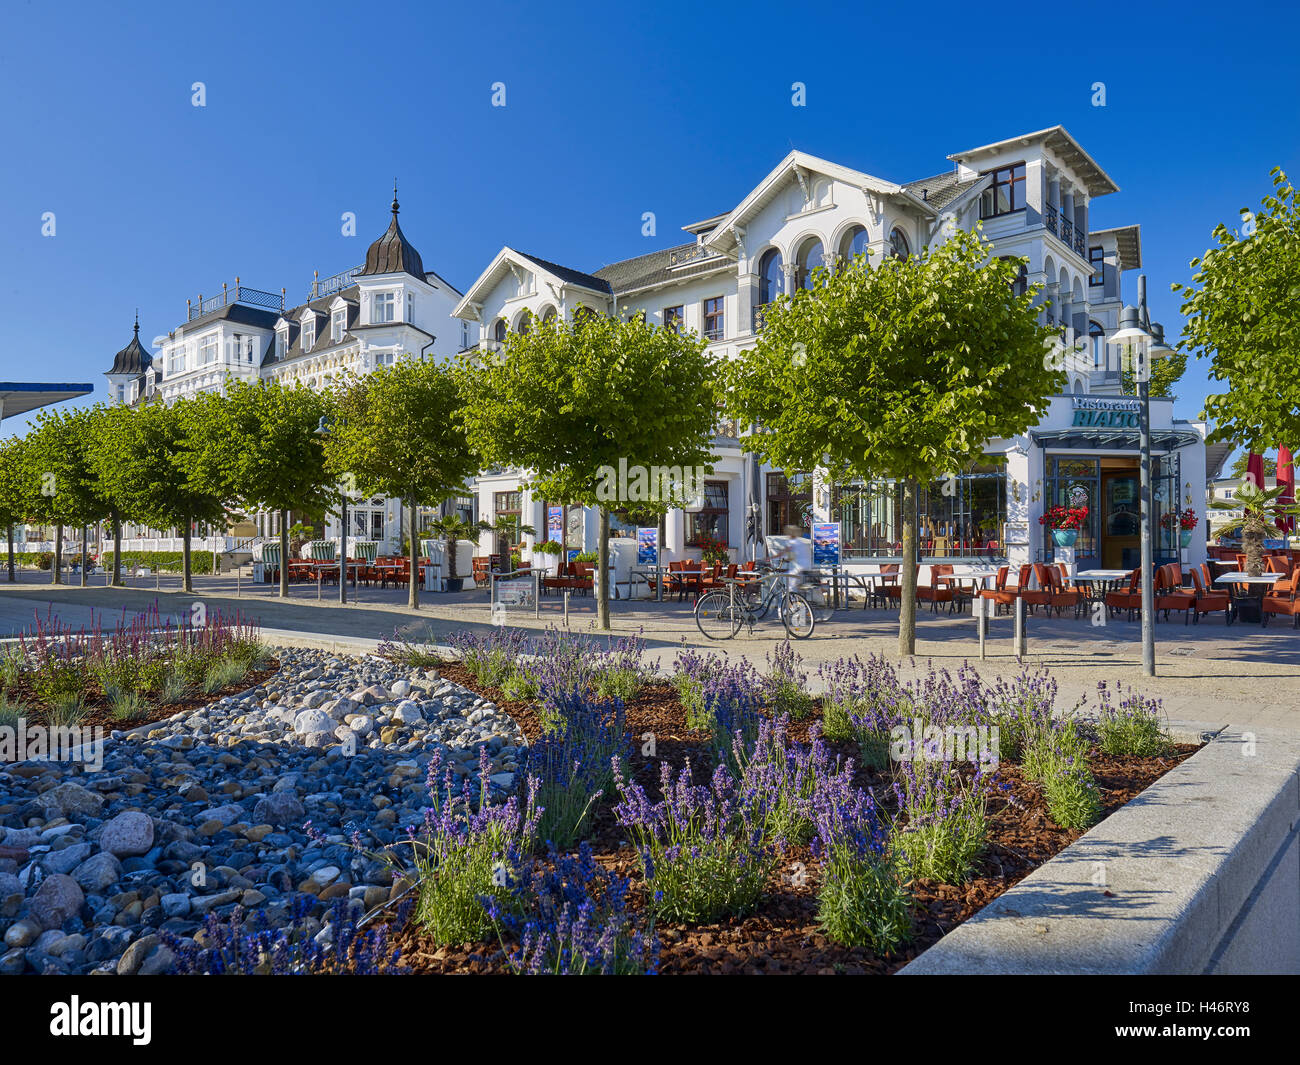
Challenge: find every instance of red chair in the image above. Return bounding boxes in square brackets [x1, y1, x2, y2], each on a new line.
[1104, 569, 1142, 620]
[977, 565, 1011, 614]
[1021, 564, 1054, 615]
[1154, 563, 1195, 624]
[917, 563, 956, 613]
[1190, 564, 1230, 625]
[1262, 578, 1300, 628]
[1044, 565, 1084, 618]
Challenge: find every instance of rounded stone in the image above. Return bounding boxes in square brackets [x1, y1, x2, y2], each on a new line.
[29, 874, 85, 931]
[100, 811, 155, 858]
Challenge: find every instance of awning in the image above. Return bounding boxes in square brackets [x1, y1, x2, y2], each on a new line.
[0, 381, 94, 421]
[1030, 427, 1203, 452]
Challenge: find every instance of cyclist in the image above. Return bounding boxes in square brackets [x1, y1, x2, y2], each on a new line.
[771, 524, 814, 587]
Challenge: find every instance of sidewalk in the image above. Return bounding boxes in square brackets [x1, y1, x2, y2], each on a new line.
[2, 569, 1296, 731]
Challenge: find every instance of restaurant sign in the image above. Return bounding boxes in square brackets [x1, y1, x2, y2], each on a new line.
[1071, 397, 1141, 428]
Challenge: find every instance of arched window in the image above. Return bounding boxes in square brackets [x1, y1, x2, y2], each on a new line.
[888, 227, 910, 261]
[999, 256, 1028, 298]
[794, 238, 825, 289]
[515, 311, 532, 336]
[540, 306, 557, 324]
[758, 249, 784, 305]
[492, 319, 507, 344]
[838, 225, 869, 263]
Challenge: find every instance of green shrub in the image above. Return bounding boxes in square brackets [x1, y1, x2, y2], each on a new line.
[817, 848, 913, 953]
[0, 692, 31, 729]
[107, 688, 148, 723]
[202, 658, 247, 695]
[1094, 686, 1173, 758]
[46, 691, 88, 727]
[100, 551, 215, 575]
[158, 670, 190, 705]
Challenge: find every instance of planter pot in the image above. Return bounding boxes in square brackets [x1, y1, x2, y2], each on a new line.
[444, 577, 464, 593]
[1051, 529, 1078, 547]
[1179, 529, 1193, 548]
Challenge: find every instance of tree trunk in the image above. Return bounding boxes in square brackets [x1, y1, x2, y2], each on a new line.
[182, 520, 193, 593]
[408, 497, 420, 609]
[279, 509, 290, 598]
[1243, 514, 1266, 577]
[597, 505, 611, 631]
[6, 524, 14, 581]
[111, 514, 122, 586]
[80, 525, 88, 587]
[53, 523, 63, 584]
[898, 478, 918, 656]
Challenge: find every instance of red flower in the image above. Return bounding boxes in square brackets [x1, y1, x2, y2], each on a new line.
[1038, 505, 1089, 530]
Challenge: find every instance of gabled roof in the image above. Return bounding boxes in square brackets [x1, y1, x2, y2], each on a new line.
[593, 243, 729, 296]
[903, 169, 986, 210]
[453, 247, 612, 320]
[703, 150, 935, 257]
[948, 126, 1120, 197]
[1089, 225, 1142, 271]
[107, 319, 153, 376]
[358, 187, 425, 280]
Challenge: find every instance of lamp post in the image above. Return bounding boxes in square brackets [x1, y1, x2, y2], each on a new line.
[1111, 296, 1174, 678]
[314, 415, 348, 605]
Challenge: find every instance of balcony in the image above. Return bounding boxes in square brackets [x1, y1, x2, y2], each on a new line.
[1044, 205, 1088, 259]
[312, 266, 361, 301]
[187, 280, 284, 321]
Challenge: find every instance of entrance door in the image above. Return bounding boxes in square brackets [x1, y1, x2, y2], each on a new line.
[1101, 471, 1140, 569]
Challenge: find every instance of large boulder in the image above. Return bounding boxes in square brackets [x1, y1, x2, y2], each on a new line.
[293, 708, 333, 735]
[41, 782, 104, 819]
[99, 812, 155, 857]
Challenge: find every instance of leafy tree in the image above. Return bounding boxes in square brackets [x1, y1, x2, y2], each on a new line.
[322, 357, 478, 609]
[85, 403, 146, 586]
[90, 397, 230, 592]
[187, 379, 334, 597]
[1174, 168, 1300, 451]
[25, 406, 119, 585]
[0, 435, 34, 582]
[1210, 483, 1300, 575]
[725, 229, 1061, 654]
[456, 312, 721, 629]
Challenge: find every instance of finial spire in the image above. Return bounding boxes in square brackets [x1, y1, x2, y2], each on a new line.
[391, 179, 399, 217]
[134, 309, 139, 335]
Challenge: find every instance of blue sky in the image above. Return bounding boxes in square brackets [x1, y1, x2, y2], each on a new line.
[2, 0, 1296, 452]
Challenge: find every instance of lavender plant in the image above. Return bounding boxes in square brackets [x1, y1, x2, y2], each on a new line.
[763, 639, 812, 719]
[1093, 682, 1173, 758]
[988, 667, 1061, 762]
[411, 746, 541, 944]
[484, 842, 658, 975]
[730, 717, 847, 848]
[817, 654, 911, 767]
[613, 758, 776, 923]
[811, 772, 913, 953]
[1021, 717, 1102, 830]
[520, 688, 630, 849]
[891, 742, 997, 884]
[448, 627, 531, 689]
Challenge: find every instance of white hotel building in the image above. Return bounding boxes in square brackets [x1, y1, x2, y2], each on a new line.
[101, 127, 1207, 577]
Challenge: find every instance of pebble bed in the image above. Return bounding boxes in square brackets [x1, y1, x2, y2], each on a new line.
[0, 647, 525, 975]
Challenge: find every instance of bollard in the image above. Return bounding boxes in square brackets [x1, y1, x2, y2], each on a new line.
[975, 597, 988, 660]
[533, 570, 540, 619]
[1014, 596, 1027, 659]
[563, 590, 570, 627]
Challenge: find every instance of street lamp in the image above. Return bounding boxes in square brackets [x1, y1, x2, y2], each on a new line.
[1111, 298, 1173, 677]
[314, 415, 348, 605]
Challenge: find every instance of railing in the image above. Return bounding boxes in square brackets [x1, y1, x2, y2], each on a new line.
[1074, 231, 1086, 257]
[1060, 216, 1074, 248]
[311, 266, 361, 300]
[1045, 204, 1058, 236]
[187, 280, 284, 321]
[752, 305, 768, 334]
[668, 244, 721, 268]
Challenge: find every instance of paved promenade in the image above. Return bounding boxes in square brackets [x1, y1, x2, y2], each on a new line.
[2, 568, 1296, 731]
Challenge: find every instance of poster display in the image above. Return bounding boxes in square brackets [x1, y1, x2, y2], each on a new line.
[811, 522, 841, 567]
[637, 527, 658, 565]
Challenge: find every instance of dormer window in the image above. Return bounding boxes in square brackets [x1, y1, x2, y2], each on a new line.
[276, 328, 287, 359]
[373, 291, 395, 324]
[302, 316, 316, 352]
[331, 308, 346, 343]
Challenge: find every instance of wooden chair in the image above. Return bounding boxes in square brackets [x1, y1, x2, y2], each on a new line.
[1044, 565, 1084, 618]
[1021, 564, 1054, 615]
[471, 556, 493, 587]
[978, 565, 1011, 614]
[1262, 578, 1300, 628]
[917, 563, 956, 612]
[1154, 563, 1195, 624]
[1190, 564, 1231, 625]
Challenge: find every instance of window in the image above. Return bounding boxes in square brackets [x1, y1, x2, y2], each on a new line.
[167, 343, 185, 375]
[979, 162, 1027, 218]
[276, 328, 287, 359]
[460, 321, 470, 349]
[999, 256, 1028, 297]
[245, 336, 255, 362]
[406, 292, 414, 323]
[664, 305, 684, 333]
[1089, 320, 1106, 367]
[331, 308, 346, 343]
[758, 249, 784, 304]
[493, 318, 508, 344]
[794, 239, 825, 289]
[1088, 246, 1105, 287]
[767, 471, 813, 534]
[198, 335, 218, 366]
[373, 291, 395, 324]
[702, 297, 724, 340]
[301, 317, 315, 352]
[887, 227, 910, 261]
[687, 480, 729, 546]
[838, 225, 868, 262]
[493, 490, 523, 556]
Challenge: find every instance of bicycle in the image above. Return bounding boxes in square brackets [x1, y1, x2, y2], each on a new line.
[694, 571, 819, 640]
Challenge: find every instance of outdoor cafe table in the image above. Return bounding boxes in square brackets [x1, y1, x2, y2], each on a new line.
[1074, 568, 1134, 604]
[1214, 571, 1283, 624]
[935, 567, 1001, 613]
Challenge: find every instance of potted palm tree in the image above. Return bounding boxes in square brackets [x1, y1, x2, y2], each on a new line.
[426, 513, 487, 592]
[1210, 484, 1300, 575]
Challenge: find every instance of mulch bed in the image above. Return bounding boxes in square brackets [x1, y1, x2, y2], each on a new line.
[387, 661, 1198, 975]
[2, 662, 280, 732]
